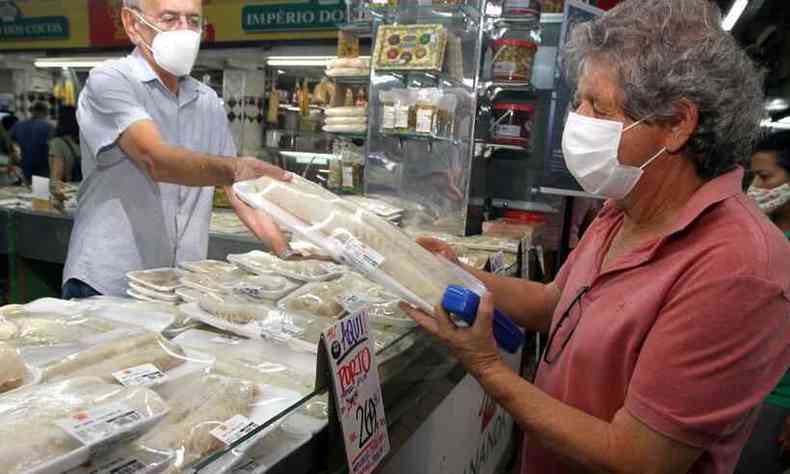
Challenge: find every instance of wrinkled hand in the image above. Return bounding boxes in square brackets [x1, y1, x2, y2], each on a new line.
[416, 236, 459, 264]
[233, 157, 291, 183]
[779, 416, 790, 453]
[399, 292, 504, 379]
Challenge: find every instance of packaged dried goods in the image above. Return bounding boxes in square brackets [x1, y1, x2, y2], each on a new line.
[374, 24, 448, 72]
[492, 38, 538, 82]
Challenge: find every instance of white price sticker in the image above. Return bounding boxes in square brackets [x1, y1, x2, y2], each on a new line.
[56, 402, 143, 446]
[340, 236, 386, 273]
[112, 364, 166, 387]
[210, 415, 260, 446]
[490, 251, 506, 274]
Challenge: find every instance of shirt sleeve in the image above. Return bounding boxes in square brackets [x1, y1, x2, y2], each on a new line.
[77, 66, 152, 159]
[625, 273, 790, 448]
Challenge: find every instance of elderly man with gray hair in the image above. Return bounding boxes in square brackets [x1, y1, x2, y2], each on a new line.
[63, 0, 290, 298]
[402, 1, 790, 473]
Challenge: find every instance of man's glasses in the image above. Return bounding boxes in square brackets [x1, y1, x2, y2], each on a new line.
[130, 7, 204, 32]
[542, 286, 591, 364]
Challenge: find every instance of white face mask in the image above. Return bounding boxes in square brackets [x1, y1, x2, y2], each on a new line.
[747, 182, 790, 215]
[132, 10, 201, 77]
[562, 111, 667, 200]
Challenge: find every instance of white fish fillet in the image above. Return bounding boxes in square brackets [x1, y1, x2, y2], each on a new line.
[134, 374, 258, 472]
[41, 332, 186, 383]
[0, 377, 168, 474]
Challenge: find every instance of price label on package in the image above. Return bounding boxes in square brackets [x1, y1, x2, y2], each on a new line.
[339, 236, 386, 273]
[321, 310, 389, 474]
[56, 402, 144, 446]
[112, 364, 166, 387]
[210, 415, 260, 446]
[490, 251, 506, 274]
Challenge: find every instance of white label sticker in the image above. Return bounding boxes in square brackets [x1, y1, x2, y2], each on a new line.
[112, 364, 166, 387]
[381, 106, 395, 130]
[495, 124, 522, 139]
[493, 61, 517, 75]
[210, 415, 260, 446]
[490, 251, 506, 274]
[343, 166, 355, 188]
[338, 291, 372, 314]
[56, 402, 144, 446]
[340, 236, 386, 273]
[416, 110, 434, 134]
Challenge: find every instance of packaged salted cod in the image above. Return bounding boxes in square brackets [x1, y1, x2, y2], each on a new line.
[233, 175, 485, 313]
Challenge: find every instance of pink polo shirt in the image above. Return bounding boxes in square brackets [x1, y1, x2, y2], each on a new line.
[524, 168, 790, 474]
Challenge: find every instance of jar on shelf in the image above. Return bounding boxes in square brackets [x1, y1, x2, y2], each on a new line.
[490, 102, 534, 147]
[491, 38, 538, 82]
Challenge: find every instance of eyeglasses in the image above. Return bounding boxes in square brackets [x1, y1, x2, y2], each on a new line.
[129, 7, 204, 32]
[542, 286, 590, 364]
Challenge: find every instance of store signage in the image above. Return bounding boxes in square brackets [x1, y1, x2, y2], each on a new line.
[322, 310, 390, 474]
[242, 1, 346, 32]
[0, 1, 68, 40]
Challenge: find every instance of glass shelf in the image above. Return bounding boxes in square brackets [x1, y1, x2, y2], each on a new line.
[379, 70, 469, 90]
[479, 80, 537, 100]
[383, 131, 466, 146]
[328, 131, 368, 140]
[368, 3, 481, 24]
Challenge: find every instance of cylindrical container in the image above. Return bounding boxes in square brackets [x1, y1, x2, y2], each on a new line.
[491, 38, 538, 82]
[491, 102, 534, 146]
[502, 0, 541, 17]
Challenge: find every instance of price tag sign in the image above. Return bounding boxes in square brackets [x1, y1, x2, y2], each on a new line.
[321, 310, 389, 474]
[56, 402, 144, 446]
[112, 364, 166, 387]
[210, 414, 260, 446]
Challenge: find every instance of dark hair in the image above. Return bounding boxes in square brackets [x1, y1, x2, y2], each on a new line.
[32, 101, 48, 118]
[55, 106, 79, 141]
[754, 131, 790, 174]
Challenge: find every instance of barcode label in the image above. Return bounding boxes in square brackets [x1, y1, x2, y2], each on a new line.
[210, 415, 260, 446]
[56, 402, 143, 446]
[105, 459, 148, 474]
[340, 236, 385, 273]
[112, 364, 166, 387]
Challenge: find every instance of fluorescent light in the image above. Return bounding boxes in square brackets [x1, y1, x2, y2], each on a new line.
[34, 57, 117, 69]
[765, 98, 789, 113]
[722, 0, 748, 31]
[761, 118, 790, 130]
[265, 56, 370, 67]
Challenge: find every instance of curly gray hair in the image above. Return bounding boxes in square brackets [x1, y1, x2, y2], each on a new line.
[562, 0, 764, 180]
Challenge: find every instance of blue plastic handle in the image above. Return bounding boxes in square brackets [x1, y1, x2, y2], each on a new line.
[441, 285, 523, 353]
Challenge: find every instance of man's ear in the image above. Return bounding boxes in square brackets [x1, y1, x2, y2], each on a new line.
[121, 8, 143, 47]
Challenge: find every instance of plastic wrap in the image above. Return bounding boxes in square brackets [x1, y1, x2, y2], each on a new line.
[183, 271, 301, 302]
[80, 297, 181, 334]
[126, 268, 183, 293]
[179, 260, 239, 274]
[233, 176, 486, 313]
[128, 281, 181, 303]
[198, 292, 279, 324]
[0, 377, 168, 474]
[0, 342, 37, 394]
[40, 331, 200, 385]
[227, 250, 346, 282]
[180, 268, 253, 293]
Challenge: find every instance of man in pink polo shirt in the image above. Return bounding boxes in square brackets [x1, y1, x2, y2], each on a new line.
[403, 0, 789, 473]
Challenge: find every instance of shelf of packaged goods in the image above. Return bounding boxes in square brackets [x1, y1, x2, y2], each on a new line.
[378, 70, 469, 90]
[367, 3, 481, 24]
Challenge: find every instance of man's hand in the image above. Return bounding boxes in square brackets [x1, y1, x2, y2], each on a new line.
[224, 185, 290, 256]
[416, 236, 460, 264]
[400, 292, 505, 379]
[233, 157, 291, 183]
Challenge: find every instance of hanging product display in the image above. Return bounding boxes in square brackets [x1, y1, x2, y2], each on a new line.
[374, 24, 449, 72]
[492, 38, 538, 82]
[491, 102, 534, 146]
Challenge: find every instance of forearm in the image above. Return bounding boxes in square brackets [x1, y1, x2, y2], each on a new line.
[462, 264, 554, 332]
[146, 145, 236, 186]
[50, 156, 64, 183]
[479, 363, 634, 474]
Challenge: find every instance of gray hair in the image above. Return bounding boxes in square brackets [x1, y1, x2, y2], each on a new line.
[122, 0, 142, 8]
[562, 0, 764, 180]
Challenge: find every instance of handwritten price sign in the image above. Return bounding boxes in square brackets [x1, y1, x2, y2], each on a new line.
[322, 310, 390, 474]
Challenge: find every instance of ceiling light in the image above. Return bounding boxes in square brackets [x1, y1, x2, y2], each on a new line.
[34, 57, 117, 69]
[722, 0, 748, 31]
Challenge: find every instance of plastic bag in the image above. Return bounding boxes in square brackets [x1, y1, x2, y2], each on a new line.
[0, 377, 168, 474]
[198, 291, 279, 324]
[183, 270, 301, 301]
[126, 268, 183, 293]
[233, 176, 485, 313]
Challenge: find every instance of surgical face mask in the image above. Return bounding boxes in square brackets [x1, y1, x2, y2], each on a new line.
[747, 182, 790, 215]
[562, 111, 667, 200]
[131, 9, 201, 77]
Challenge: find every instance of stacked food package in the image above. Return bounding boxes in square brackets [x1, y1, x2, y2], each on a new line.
[323, 105, 368, 134]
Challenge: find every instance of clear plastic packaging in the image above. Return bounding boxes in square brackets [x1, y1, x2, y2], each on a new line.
[227, 250, 346, 282]
[176, 286, 207, 304]
[198, 292, 279, 324]
[128, 281, 182, 303]
[0, 377, 168, 474]
[39, 331, 197, 385]
[80, 296, 182, 334]
[183, 270, 301, 302]
[179, 259, 239, 274]
[0, 311, 135, 350]
[126, 268, 183, 293]
[0, 343, 39, 394]
[233, 175, 486, 313]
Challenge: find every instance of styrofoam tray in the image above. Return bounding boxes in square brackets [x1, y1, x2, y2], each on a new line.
[175, 286, 205, 304]
[179, 260, 238, 274]
[126, 268, 183, 293]
[128, 281, 181, 303]
[83, 304, 177, 335]
[228, 251, 346, 283]
[126, 288, 156, 303]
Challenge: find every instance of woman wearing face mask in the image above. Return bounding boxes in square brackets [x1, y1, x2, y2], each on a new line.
[401, 1, 789, 473]
[735, 131, 790, 474]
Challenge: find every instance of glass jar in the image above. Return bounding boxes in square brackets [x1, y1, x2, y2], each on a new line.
[492, 38, 538, 82]
[491, 102, 534, 146]
[502, 0, 541, 17]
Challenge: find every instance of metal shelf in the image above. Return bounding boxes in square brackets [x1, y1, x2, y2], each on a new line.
[479, 80, 538, 100]
[380, 70, 468, 89]
[326, 74, 371, 85]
